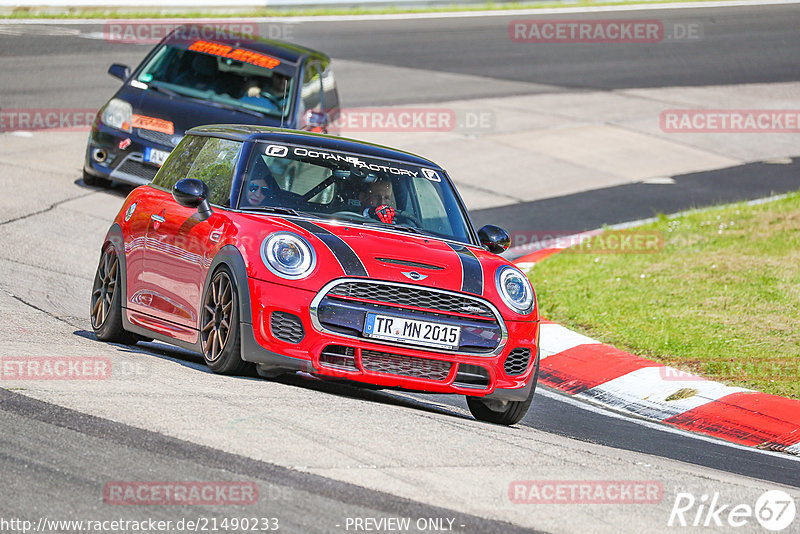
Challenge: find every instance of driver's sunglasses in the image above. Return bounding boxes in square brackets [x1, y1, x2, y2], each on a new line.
[248, 183, 269, 194]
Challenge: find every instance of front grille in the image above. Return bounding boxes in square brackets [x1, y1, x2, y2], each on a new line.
[136, 128, 177, 147]
[453, 364, 490, 389]
[504, 348, 532, 376]
[328, 281, 494, 318]
[319, 345, 357, 370]
[270, 311, 305, 343]
[115, 158, 159, 180]
[361, 349, 451, 381]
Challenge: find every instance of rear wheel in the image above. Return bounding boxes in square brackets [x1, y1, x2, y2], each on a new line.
[200, 267, 251, 375]
[466, 353, 539, 425]
[90, 245, 139, 344]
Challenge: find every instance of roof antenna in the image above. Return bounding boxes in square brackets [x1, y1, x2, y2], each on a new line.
[279, 78, 288, 129]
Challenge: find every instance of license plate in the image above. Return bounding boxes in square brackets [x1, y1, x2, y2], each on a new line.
[143, 147, 170, 167]
[363, 313, 461, 350]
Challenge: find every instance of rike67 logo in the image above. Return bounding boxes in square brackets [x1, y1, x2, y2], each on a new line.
[669, 490, 796, 531]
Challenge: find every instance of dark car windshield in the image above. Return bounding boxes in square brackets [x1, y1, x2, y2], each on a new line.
[239, 143, 473, 244]
[135, 41, 296, 119]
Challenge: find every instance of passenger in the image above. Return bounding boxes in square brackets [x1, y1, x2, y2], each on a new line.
[243, 176, 270, 206]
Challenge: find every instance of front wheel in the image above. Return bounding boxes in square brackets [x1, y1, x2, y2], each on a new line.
[466, 353, 539, 425]
[200, 267, 251, 375]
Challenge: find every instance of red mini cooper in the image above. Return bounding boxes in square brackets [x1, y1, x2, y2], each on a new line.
[92, 126, 540, 424]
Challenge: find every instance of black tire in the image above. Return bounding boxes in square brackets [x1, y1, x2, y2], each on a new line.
[466, 351, 539, 425]
[83, 168, 111, 188]
[90, 245, 140, 345]
[200, 267, 252, 375]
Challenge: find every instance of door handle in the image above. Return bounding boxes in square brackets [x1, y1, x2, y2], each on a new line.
[151, 214, 165, 223]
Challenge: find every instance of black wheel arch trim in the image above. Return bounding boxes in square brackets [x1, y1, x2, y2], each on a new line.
[482, 347, 539, 402]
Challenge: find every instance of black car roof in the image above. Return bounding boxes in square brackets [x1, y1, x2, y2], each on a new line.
[187, 125, 445, 170]
[165, 24, 329, 65]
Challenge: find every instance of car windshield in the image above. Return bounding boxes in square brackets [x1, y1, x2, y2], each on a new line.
[239, 143, 474, 244]
[135, 41, 296, 119]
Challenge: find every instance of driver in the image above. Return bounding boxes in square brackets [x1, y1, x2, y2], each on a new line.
[359, 178, 395, 224]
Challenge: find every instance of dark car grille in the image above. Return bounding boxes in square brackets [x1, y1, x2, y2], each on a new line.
[361, 349, 452, 381]
[136, 128, 178, 147]
[270, 311, 305, 343]
[328, 281, 494, 318]
[115, 158, 159, 180]
[504, 348, 532, 376]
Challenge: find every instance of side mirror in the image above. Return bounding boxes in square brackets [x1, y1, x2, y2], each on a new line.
[304, 110, 329, 133]
[478, 225, 510, 254]
[173, 178, 213, 221]
[108, 64, 131, 81]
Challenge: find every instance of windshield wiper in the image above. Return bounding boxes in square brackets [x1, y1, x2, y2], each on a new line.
[148, 83, 266, 118]
[243, 206, 300, 216]
[362, 221, 426, 235]
[207, 97, 266, 118]
[147, 81, 179, 97]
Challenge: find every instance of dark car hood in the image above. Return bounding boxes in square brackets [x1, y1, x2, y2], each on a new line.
[118, 85, 285, 141]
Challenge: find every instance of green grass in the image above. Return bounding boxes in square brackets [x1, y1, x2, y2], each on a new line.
[0, 0, 739, 19]
[526, 193, 800, 399]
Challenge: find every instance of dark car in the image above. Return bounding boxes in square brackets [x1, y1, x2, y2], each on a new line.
[91, 125, 540, 425]
[83, 25, 340, 187]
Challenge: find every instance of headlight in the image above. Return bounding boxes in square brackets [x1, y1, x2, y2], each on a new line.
[101, 98, 132, 133]
[261, 232, 316, 279]
[496, 266, 535, 314]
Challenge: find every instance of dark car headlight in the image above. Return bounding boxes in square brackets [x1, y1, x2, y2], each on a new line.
[100, 98, 133, 133]
[261, 232, 316, 279]
[496, 266, 535, 314]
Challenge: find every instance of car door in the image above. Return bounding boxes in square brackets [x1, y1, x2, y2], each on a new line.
[144, 137, 242, 334]
[127, 134, 207, 322]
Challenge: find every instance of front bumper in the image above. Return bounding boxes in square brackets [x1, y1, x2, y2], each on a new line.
[242, 277, 539, 399]
[84, 123, 180, 185]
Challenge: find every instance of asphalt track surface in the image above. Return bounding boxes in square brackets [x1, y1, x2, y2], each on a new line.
[1, 4, 800, 532]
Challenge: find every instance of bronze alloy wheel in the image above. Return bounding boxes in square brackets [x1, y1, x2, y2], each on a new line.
[91, 247, 119, 330]
[201, 270, 234, 362]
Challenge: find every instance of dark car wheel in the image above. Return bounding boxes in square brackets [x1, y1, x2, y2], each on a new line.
[91, 245, 140, 344]
[83, 168, 111, 188]
[466, 352, 539, 426]
[200, 267, 251, 375]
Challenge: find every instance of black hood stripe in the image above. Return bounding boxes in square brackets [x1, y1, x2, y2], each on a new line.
[289, 219, 368, 277]
[448, 243, 483, 295]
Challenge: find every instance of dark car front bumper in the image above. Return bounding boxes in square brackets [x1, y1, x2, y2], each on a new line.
[84, 123, 181, 185]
